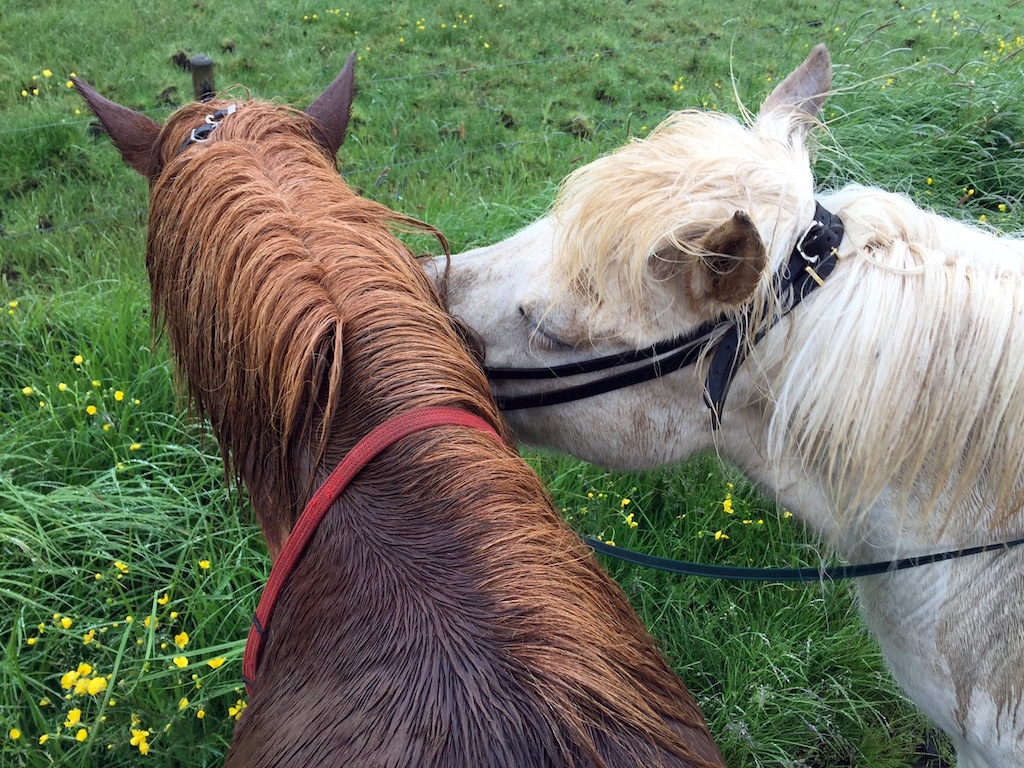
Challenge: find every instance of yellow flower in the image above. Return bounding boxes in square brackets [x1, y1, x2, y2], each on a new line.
[64, 708, 82, 728]
[782, 511, 793, 519]
[58, 382, 68, 392]
[620, 498, 630, 507]
[169, 611, 179, 620]
[91, 380, 100, 387]
[95, 572, 102, 580]
[207, 657, 226, 669]
[228, 699, 247, 719]
[174, 631, 189, 649]
[67, 80, 74, 88]
[130, 728, 150, 755]
[157, 592, 169, 606]
[144, 614, 155, 629]
[61, 617, 73, 630]
[714, 530, 729, 540]
[27, 636, 37, 646]
[172, 656, 189, 668]
[76, 729, 88, 742]
[114, 390, 124, 401]
[178, 697, 189, 711]
[114, 560, 129, 574]
[199, 559, 210, 570]
[73, 354, 83, 364]
[39, 733, 49, 744]
[87, 677, 107, 696]
[723, 494, 733, 514]
[196, 709, 205, 719]
[605, 539, 615, 547]
[83, 629, 96, 645]
[86, 405, 97, 416]
[130, 442, 142, 451]
[9, 728, 21, 740]
[60, 671, 79, 689]
[43, 69, 52, 78]
[21, 386, 33, 396]
[21, 89, 27, 97]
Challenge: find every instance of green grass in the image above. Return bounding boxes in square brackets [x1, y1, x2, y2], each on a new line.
[2, 0, 1022, 764]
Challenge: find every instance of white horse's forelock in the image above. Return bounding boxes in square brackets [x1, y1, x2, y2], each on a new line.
[551, 109, 816, 327]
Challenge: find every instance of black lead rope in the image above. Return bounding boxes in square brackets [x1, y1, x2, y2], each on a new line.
[583, 534, 1024, 582]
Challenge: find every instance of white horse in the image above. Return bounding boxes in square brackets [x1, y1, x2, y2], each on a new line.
[435, 45, 1024, 768]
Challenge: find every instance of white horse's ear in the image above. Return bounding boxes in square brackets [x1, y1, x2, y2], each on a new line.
[671, 211, 766, 308]
[72, 77, 163, 178]
[756, 44, 832, 143]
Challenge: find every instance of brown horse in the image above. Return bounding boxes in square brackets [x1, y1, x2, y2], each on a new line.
[74, 58, 725, 768]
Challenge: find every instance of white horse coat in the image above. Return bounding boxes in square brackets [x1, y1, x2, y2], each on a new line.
[435, 45, 1024, 768]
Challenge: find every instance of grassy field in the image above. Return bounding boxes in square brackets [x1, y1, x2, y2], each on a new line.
[2, 0, 1023, 765]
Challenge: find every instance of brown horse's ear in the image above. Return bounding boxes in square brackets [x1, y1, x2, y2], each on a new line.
[305, 52, 356, 159]
[72, 77, 162, 179]
[687, 211, 767, 307]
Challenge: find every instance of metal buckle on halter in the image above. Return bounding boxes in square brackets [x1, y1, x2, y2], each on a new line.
[176, 103, 237, 155]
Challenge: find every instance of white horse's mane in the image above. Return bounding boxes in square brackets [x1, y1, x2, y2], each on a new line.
[552, 107, 1024, 532]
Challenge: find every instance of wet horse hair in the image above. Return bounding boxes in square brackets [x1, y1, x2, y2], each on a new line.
[74, 59, 725, 767]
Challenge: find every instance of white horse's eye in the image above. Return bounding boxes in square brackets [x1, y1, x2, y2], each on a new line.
[531, 324, 572, 351]
[519, 305, 572, 350]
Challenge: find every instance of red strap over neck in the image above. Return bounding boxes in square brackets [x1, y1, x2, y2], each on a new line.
[242, 406, 501, 694]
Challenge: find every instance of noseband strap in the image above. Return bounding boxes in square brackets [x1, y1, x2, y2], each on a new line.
[241, 406, 501, 694]
[487, 202, 845, 427]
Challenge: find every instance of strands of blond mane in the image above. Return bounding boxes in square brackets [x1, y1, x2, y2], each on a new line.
[765, 186, 1024, 534]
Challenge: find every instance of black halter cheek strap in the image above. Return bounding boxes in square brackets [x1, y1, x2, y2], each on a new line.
[704, 202, 844, 427]
[487, 202, 845, 427]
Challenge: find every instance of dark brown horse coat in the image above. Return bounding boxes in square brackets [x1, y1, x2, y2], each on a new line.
[75, 58, 725, 768]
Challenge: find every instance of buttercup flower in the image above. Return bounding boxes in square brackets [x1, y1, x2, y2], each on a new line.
[73, 354, 83, 365]
[207, 657, 226, 669]
[9, 728, 21, 740]
[172, 656, 188, 668]
[86, 405, 97, 416]
[64, 708, 82, 728]
[174, 631, 189, 649]
[130, 728, 150, 755]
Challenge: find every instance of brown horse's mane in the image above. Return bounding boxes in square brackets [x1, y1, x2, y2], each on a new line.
[142, 97, 722, 768]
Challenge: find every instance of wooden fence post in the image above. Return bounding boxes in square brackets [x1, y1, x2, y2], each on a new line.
[190, 54, 215, 101]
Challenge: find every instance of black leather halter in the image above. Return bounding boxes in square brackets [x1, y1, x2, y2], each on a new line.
[175, 104, 238, 155]
[486, 203, 845, 427]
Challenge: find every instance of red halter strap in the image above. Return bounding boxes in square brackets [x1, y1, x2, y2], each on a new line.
[241, 406, 501, 694]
